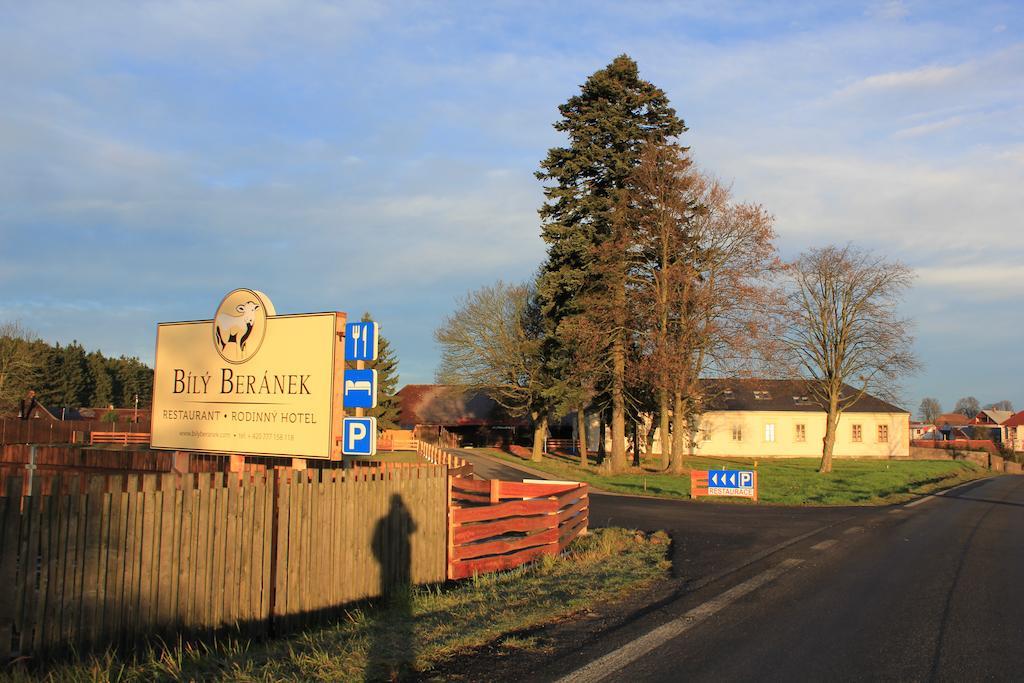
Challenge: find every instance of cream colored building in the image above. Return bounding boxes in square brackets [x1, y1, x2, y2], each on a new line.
[596, 379, 911, 459]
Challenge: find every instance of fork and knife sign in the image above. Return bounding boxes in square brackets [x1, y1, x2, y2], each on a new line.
[343, 321, 380, 409]
[346, 321, 378, 362]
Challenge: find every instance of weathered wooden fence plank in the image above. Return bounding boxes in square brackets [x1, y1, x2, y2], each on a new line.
[2, 463, 451, 661]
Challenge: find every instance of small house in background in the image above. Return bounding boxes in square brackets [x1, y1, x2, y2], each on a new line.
[58, 407, 151, 424]
[933, 413, 970, 441]
[1003, 412, 1024, 453]
[396, 385, 532, 448]
[911, 422, 937, 440]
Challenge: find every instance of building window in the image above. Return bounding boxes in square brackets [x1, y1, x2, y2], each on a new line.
[795, 424, 806, 442]
[852, 424, 863, 442]
[878, 425, 889, 443]
[764, 423, 775, 442]
[753, 390, 771, 400]
[732, 424, 743, 441]
[702, 426, 711, 441]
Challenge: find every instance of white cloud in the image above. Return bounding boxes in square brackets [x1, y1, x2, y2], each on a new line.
[835, 64, 969, 98]
[916, 265, 1024, 296]
[892, 114, 967, 138]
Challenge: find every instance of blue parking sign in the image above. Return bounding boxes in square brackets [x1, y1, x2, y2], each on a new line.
[342, 417, 377, 456]
[343, 369, 377, 409]
[345, 321, 379, 361]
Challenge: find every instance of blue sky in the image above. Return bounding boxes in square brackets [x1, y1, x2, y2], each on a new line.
[1, 1, 1022, 416]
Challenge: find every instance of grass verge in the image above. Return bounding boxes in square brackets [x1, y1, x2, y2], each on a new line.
[479, 448, 989, 506]
[2, 528, 669, 682]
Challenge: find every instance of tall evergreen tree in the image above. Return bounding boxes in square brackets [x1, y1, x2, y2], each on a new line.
[361, 312, 401, 431]
[536, 54, 686, 473]
[87, 351, 114, 407]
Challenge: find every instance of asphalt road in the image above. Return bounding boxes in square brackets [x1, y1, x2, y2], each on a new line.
[449, 450, 1024, 681]
[548, 475, 1024, 682]
[452, 448, 868, 581]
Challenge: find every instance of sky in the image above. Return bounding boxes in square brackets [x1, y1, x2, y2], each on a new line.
[1, 0, 1022, 417]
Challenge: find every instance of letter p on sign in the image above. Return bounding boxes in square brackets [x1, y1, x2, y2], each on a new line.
[342, 417, 377, 456]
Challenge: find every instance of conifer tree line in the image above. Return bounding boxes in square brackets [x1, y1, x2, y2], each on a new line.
[0, 321, 153, 414]
[437, 54, 918, 474]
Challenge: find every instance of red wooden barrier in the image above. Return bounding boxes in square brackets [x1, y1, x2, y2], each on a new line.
[447, 477, 588, 580]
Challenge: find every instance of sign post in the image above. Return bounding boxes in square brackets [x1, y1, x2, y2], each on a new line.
[690, 469, 758, 501]
[342, 319, 380, 457]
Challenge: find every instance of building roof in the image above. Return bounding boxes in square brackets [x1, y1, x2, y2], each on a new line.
[699, 379, 909, 414]
[396, 380, 908, 430]
[57, 407, 150, 421]
[396, 385, 531, 429]
[972, 409, 1013, 425]
[935, 413, 970, 427]
[1002, 411, 1024, 428]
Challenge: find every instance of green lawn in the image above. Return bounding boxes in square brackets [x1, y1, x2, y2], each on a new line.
[3, 528, 669, 682]
[479, 448, 988, 506]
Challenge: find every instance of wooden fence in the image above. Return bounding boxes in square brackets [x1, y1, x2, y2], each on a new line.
[418, 441, 474, 477]
[0, 418, 151, 446]
[0, 466, 447, 661]
[447, 478, 589, 580]
[90, 432, 151, 446]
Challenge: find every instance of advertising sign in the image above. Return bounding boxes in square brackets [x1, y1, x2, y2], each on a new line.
[151, 289, 347, 459]
[690, 469, 758, 501]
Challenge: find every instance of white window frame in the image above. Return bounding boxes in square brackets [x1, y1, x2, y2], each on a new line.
[765, 423, 775, 443]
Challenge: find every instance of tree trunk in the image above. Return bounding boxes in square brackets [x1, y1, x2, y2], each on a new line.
[659, 387, 671, 470]
[671, 390, 686, 474]
[632, 421, 641, 467]
[577, 407, 588, 467]
[609, 332, 627, 473]
[820, 396, 839, 473]
[532, 414, 548, 462]
[597, 414, 606, 463]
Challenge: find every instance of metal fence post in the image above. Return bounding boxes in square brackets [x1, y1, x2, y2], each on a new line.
[26, 444, 37, 494]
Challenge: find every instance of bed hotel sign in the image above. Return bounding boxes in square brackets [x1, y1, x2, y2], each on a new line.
[151, 289, 348, 459]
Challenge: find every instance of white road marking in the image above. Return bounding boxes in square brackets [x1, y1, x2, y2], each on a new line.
[904, 477, 985, 508]
[556, 559, 804, 683]
[889, 508, 904, 514]
[843, 526, 864, 534]
[811, 539, 837, 551]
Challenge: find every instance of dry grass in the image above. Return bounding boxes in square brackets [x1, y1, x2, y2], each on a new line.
[2, 528, 669, 682]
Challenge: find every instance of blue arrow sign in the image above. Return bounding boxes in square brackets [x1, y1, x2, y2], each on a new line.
[342, 417, 377, 455]
[345, 321, 379, 362]
[343, 369, 377, 409]
[709, 470, 754, 489]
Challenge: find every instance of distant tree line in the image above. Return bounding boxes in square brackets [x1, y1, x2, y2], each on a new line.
[0, 321, 153, 415]
[918, 396, 1014, 422]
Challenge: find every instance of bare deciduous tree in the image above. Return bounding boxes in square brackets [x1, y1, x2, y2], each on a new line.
[780, 245, 920, 473]
[918, 397, 942, 423]
[434, 282, 553, 461]
[954, 396, 980, 419]
[633, 146, 779, 473]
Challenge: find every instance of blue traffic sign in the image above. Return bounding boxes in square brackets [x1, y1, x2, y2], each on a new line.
[708, 470, 754, 489]
[342, 369, 377, 409]
[342, 417, 377, 455]
[345, 321, 379, 362]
